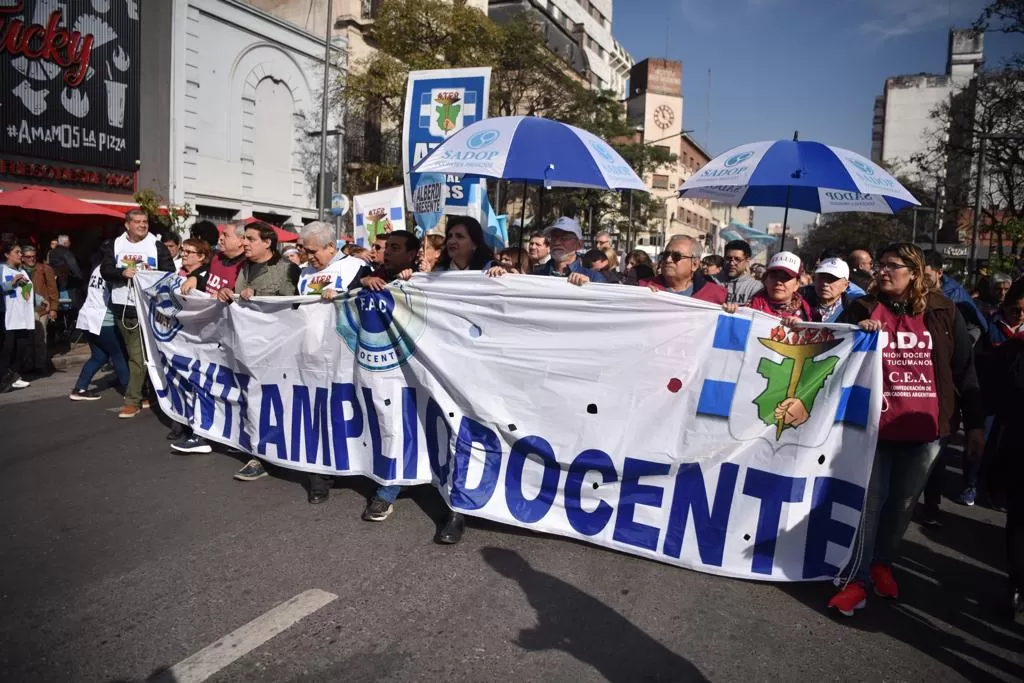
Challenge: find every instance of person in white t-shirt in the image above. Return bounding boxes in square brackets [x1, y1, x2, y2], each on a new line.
[1, 242, 36, 392]
[68, 266, 129, 401]
[290, 221, 365, 504]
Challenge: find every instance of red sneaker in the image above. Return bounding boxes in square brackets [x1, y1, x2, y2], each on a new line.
[871, 563, 899, 599]
[828, 581, 867, 617]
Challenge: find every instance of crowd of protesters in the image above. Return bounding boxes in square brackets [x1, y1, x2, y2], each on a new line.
[2, 210, 1023, 622]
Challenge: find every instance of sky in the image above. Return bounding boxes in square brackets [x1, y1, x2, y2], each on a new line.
[612, 0, 1021, 231]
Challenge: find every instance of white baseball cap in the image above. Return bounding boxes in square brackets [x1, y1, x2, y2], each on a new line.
[544, 216, 583, 240]
[765, 251, 803, 278]
[815, 257, 850, 280]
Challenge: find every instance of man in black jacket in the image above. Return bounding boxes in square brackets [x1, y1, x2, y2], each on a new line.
[99, 210, 175, 418]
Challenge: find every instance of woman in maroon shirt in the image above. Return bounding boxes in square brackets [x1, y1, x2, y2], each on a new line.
[829, 243, 985, 617]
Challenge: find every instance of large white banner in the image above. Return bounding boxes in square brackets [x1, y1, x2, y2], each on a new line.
[136, 272, 882, 582]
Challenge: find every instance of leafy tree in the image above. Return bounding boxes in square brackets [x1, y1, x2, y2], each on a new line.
[338, 0, 672, 234]
[798, 213, 912, 265]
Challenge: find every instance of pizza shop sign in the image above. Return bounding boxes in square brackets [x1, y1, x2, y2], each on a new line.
[0, 158, 134, 190]
[0, 2, 94, 87]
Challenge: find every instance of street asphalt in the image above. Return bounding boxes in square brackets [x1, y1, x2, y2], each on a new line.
[0, 371, 1021, 683]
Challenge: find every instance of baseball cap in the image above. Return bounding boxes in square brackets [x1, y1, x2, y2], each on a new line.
[765, 251, 803, 278]
[815, 257, 850, 280]
[544, 216, 583, 240]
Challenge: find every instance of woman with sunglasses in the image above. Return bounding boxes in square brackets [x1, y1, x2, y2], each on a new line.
[828, 243, 985, 617]
[641, 235, 725, 303]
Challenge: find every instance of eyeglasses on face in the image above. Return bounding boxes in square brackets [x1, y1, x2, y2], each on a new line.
[877, 261, 910, 272]
[724, 256, 746, 263]
[661, 250, 695, 263]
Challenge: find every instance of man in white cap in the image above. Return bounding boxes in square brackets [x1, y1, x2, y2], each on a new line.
[531, 216, 605, 285]
[802, 257, 860, 323]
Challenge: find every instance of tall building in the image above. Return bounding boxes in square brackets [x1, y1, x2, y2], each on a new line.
[870, 29, 984, 178]
[624, 58, 713, 249]
[488, 0, 633, 96]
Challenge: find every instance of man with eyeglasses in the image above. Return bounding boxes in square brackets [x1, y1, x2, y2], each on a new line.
[296, 221, 364, 303]
[721, 239, 763, 305]
[641, 235, 726, 303]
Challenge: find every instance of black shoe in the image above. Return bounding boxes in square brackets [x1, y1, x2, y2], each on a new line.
[0, 370, 15, 394]
[69, 388, 101, 401]
[166, 423, 186, 440]
[308, 488, 330, 504]
[171, 435, 212, 454]
[362, 497, 394, 522]
[1007, 588, 1024, 622]
[921, 509, 944, 528]
[437, 511, 465, 545]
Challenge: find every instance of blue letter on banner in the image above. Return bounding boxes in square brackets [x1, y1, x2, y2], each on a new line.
[803, 476, 864, 579]
[663, 462, 739, 567]
[504, 436, 561, 524]
[450, 417, 502, 510]
[742, 468, 806, 575]
[291, 386, 330, 466]
[257, 384, 287, 460]
[565, 449, 618, 536]
[329, 383, 363, 472]
[613, 458, 671, 552]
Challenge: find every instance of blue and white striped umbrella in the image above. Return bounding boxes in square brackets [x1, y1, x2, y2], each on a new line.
[413, 116, 648, 192]
[678, 139, 920, 214]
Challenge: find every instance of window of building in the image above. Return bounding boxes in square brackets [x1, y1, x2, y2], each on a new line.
[652, 174, 670, 190]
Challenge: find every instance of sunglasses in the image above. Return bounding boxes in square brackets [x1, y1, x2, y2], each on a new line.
[661, 250, 695, 263]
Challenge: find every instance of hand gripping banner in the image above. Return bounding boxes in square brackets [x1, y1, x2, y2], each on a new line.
[135, 272, 882, 582]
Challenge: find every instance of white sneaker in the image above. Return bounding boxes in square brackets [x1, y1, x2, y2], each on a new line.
[11, 379, 30, 389]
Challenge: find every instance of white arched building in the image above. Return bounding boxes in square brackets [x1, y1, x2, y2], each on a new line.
[140, 0, 342, 225]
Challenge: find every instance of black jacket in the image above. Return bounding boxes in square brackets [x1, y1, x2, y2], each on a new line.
[98, 235, 175, 318]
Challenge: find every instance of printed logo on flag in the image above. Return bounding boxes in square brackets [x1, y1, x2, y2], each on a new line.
[336, 285, 428, 371]
[425, 89, 476, 137]
[146, 273, 184, 342]
[365, 207, 394, 241]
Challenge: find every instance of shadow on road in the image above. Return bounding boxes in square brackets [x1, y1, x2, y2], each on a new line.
[481, 546, 708, 683]
[772, 513, 1024, 682]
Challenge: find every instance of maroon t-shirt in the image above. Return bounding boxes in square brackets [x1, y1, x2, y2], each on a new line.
[873, 304, 940, 442]
[205, 252, 244, 295]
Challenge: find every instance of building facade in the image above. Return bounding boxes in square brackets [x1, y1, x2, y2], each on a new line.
[488, 0, 632, 96]
[0, 0, 142, 204]
[870, 29, 984, 178]
[624, 58, 712, 250]
[140, 0, 340, 224]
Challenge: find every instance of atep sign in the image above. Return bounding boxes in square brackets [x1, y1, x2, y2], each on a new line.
[0, 0, 140, 171]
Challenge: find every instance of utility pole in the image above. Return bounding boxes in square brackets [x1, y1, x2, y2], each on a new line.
[317, 0, 334, 221]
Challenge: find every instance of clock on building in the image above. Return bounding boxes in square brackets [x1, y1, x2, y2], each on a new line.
[653, 105, 675, 130]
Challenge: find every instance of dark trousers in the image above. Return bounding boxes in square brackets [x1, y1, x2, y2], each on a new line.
[0, 328, 32, 378]
[75, 325, 130, 391]
[1009, 492, 1023, 589]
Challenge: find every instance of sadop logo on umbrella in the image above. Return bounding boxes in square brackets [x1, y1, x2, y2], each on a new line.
[725, 151, 755, 167]
[590, 140, 617, 161]
[467, 129, 500, 149]
[847, 158, 874, 175]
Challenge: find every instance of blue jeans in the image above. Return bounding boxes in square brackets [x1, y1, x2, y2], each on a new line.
[75, 325, 129, 391]
[846, 440, 942, 583]
[376, 485, 402, 503]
